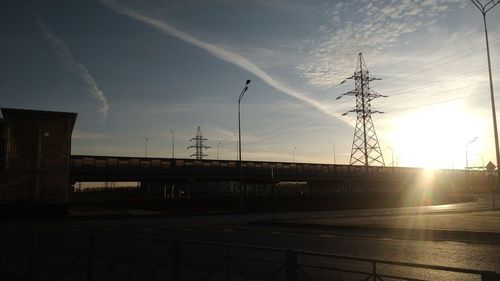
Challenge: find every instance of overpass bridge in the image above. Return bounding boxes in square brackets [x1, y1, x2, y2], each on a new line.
[70, 155, 483, 191]
[0, 108, 489, 214]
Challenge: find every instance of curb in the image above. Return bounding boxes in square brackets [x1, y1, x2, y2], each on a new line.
[248, 221, 500, 244]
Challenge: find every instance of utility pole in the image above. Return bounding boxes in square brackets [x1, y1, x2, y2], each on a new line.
[338, 53, 387, 167]
[144, 137, 149, 157]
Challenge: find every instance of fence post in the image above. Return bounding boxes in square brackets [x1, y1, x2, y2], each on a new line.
[372, 261, 377, 281]
[26, 231, 35, 281]
[172, 240, 181, 281]
[87, 235, 95, 281]
[286, 249, 297, 281]
[225, 248, 230, 281]
[481, 271, 500, 281]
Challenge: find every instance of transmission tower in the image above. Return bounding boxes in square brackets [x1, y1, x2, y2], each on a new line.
[187, 126, 210, 159]
[337, 53, 387, 166]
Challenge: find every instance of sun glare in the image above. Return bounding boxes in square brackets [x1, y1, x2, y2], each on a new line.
[387, 102, 484, 169]
[418, 168, 436, 189]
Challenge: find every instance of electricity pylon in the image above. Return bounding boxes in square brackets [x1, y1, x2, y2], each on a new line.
[187, 126, 210, 159]
[337, 53, 387, 166]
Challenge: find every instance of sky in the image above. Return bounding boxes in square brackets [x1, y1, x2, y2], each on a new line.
[1, 0, 500, 169]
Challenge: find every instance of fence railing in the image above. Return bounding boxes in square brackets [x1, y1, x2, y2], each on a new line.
[0, 229, 498, 281]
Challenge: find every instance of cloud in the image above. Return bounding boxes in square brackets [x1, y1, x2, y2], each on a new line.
[203, 125, 236, 141]
[202, 123, 264, 143]
[35, 15, 109, 119]
[99, 0, 341, 120]
[150, 104, 196, 114]
[72, 129, 111, 140]
[297, 0, 465, 87]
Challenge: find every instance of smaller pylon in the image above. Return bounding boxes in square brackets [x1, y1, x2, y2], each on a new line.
[187, 126, 210, 159]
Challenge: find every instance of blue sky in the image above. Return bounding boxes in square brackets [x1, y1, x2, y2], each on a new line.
[1, 0, 500, 169]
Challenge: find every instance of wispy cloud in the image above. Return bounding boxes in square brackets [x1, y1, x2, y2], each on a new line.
[73, 129, 112, 140]
[99, 0, 340, 120]
[297, 0, 465, 87]
[202, 123, 264, 143]
[35, 15, 109, 119]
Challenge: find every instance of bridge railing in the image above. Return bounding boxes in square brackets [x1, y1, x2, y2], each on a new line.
[1, 229, 498, 281]
[71, 155, 479, 182]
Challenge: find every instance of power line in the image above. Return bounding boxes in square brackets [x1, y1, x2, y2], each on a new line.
[238, 33, 500, 143]
[214, 27, 500, 157]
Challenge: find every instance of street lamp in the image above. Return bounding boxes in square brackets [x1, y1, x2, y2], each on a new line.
[478, 153, 485, 168]
[217, 142, 221, 160]
[396, 154, 402, 167]
[293, 147, 297, 163]
[465, 137, 479, 170]
[465, 137, 479, 192]
[470, 0, 500, 191]
[238, 79, 251, 209]
[233, 134, 237, 159]
[170, 129, 175, 158]
[386, 146, 394, 167]
[144, 137, 149, 157]
[328, 141, 336, 164]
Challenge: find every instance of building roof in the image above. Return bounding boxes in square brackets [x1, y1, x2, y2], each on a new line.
[1, 108, 77, 132]
[1, 108, 77, 117]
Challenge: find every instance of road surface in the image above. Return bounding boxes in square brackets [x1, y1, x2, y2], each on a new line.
[1, 194, 499, 280]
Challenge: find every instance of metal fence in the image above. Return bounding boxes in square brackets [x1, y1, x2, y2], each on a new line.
[0, 229, 498, 281]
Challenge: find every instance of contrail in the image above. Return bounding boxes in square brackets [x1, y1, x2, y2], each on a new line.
[100, 0, 341, 119]
[36, 15, 109, 119]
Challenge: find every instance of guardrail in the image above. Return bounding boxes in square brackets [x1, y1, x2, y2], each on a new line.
[1, 229, 498, 281]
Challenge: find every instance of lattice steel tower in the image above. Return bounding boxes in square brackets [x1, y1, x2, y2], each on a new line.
[187, 126, 210, 159]
[337, 53, 387, 166]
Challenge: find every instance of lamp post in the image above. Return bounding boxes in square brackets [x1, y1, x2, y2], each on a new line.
[465, 137, 479, 192]
[465, 137, 479, 170]
[233, 134, 237, 159]
[293, 147, 297, 163]
[170, 129, 175, 158]
[396, 154, 402, 167]
[470, 0, 500, 193]
[238, 79, 251, 210]
[478, 153, 485, 168]
[328, 141, 336, 164]
[386, 146, 394, 167]
[144, 137, 149, 157]
[217, 142, 221, 160]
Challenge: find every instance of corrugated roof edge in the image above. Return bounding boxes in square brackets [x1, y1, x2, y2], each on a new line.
[1, 108, 78, 117]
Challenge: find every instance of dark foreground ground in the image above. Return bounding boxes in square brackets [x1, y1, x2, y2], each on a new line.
[69, 193, 476, 217]
[1, 196, 499, 281]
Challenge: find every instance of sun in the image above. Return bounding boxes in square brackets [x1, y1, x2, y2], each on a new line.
[386, 102, 484, 169]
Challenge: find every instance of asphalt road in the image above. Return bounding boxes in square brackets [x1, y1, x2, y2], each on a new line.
[1, 194, 499, 280]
